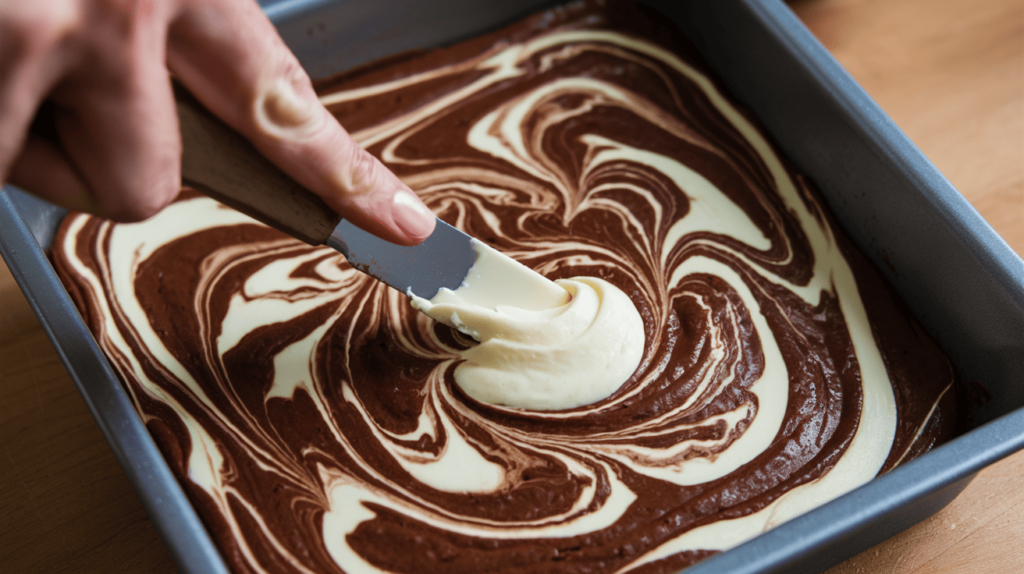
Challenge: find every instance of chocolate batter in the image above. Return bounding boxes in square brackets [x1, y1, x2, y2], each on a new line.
[53, 2, 958, 572]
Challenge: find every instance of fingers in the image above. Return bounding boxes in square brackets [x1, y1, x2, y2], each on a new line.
[167, 0, 435, 245]
[1, 0, 182, 222]
[3, 0, 433, 238]
[0, 0, 76, 187]
[47, 1, 181, 221]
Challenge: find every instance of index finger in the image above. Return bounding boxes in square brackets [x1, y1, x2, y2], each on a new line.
[167, 0, 435, 246]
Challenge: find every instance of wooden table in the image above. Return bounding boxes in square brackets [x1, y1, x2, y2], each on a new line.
[1, 0, 1022, 571]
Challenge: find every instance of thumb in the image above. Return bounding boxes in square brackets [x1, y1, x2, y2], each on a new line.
[167, 0, 435, 245]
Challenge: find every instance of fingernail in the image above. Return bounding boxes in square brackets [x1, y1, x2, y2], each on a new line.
[259, 79, 320, 132]
[391, 191, 436, 241]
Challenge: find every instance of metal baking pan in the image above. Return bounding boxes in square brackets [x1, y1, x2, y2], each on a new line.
[2, 1, 1022, 572]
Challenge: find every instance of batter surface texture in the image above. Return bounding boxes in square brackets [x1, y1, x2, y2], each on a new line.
[53, 2, 957, 572]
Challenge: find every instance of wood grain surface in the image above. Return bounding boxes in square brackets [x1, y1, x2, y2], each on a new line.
[1, 0, 1022, 571]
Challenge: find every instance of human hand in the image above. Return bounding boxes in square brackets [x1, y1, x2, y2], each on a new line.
[0, 0, 435, 245]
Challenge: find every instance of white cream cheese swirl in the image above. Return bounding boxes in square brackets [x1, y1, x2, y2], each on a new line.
[410, 241, 645, 410]
[51, 5, 958, 574]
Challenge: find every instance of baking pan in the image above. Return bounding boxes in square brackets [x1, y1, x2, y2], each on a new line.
[2, 1, 1023, 572]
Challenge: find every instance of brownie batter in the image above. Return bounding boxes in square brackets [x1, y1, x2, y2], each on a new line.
[52, 2, 958, 572]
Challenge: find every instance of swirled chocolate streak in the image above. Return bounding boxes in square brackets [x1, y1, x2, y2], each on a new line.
[53, 2, 958, 572]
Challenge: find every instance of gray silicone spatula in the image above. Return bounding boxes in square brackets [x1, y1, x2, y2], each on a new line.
[173, 84, 558, 306]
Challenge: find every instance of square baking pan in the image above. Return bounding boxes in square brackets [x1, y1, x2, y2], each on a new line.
[2, 1, 1023, 572]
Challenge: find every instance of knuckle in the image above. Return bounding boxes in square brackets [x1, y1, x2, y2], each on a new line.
[251, 58, 322, 136]
[345, 146, 383, 195]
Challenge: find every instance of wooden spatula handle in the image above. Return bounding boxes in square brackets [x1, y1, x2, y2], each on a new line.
[174, 83, 341, 245]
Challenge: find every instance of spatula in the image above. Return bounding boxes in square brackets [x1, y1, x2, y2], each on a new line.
[173, 84, 565, 309]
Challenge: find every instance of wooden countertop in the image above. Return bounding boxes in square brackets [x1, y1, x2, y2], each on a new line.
[1, 0, 1021, 571]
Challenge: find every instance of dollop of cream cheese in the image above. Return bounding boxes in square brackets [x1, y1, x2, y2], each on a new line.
[410, 242, 645, 411]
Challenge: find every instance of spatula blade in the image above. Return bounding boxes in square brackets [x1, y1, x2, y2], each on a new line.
[327, 217, 478, 300]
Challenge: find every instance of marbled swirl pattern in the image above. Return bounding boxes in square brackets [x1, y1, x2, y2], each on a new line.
[53, 3, 957, 573]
